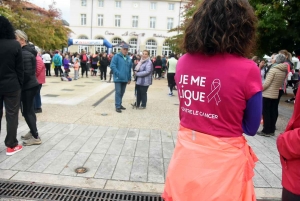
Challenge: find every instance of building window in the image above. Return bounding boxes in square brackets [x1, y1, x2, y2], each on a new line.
[146, 39, 157, 56]
[169, 3, 174, 10]
[81, 0, 87, 6]
[150, 2, 156, 10]
[95, 37, 107, 53]
[115, 15, 121, 27]
[129, 38, 137, 54]
[150, 17, 156, 29]
[116, 1, 121, 8]
[167, 18, 173, 30]
[81, 14, 87, 25]
[162, 42, 171, 56]
[112, 37, 122, 52]
[78, 46, 89, 53]
[98, 0, 104, 7]
[97, 14, 104, 26]
[132, 16, 138, 28]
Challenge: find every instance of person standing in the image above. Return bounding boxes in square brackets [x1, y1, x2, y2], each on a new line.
[134, 50, 153, 109]
[163, 0, 262, 200]
[42, 51, 51, 76]
[277, 88, 300, 201]
[100, 52, 109, 81]
[34, 48, 46, 113]
[15, 30, 42, 146]
[257, 54, 287, 137]
[53, 50, 62, 77]
[0, 16, 24, 156]
[153, 55, 162, 79]
[80, 50, 88, 78]
[110, 45, 132, 113]
[91, 52, 99, 76]
[167, 53, 178, 96]
[161, 55, 167, 78]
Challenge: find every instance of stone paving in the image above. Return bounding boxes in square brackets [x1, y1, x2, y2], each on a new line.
[0, 72, 295, 200]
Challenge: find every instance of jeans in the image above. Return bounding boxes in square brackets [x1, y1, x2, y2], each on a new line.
[74, 70, 79, 80]
[34, 84, 42, 109]
[45, 63, 51, 76]
[155, 68, 162, 78]
[282, 188, 300, 201]
[262, 97, 278, 134]
[54, 66, 63, 76]
[115, 82, 127, 109]
[21, 86, 39, 138]
[136, 85, 149, 107]
[0, 90, 21, 148]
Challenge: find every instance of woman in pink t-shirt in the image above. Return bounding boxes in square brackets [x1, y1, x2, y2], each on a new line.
[162, 0, 262, 201]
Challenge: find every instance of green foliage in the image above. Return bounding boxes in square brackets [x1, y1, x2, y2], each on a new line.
[168, 0, 300, 57]
[249, 0, 300, 56]
[0, 0, 72, 50]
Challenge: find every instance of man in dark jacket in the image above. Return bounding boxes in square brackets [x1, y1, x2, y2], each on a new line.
[0, 16, 24, 155]
[15, 30, 41, 146]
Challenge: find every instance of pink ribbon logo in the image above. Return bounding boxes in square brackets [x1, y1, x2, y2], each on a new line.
[207, 79, 221, 105]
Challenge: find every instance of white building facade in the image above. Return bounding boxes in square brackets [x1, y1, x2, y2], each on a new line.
[68, 0, 186, 56]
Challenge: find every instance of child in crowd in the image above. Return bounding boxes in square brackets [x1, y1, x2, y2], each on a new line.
[63, 55, 70, 73]
[73, 55, 80, 80]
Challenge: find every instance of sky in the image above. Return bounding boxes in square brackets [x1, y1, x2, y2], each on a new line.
[29, 0, 70, 22]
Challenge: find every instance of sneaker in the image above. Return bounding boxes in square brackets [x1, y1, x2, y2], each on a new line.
[35, 108, 42, 113]
[21, 131, 32, 140]
[116, 108, 122, 113]
[23, 137, 42, 146]
[256, 131, 271, 137]
[168, 93, 173, 96]
[120, 105, 126, 110]
[6, 145, 23, 156]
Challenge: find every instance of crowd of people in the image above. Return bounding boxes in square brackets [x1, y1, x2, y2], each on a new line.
[1, 0, 300, 199]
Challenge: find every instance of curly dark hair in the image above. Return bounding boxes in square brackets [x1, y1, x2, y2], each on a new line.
[0, 16, 16, 40]
[183, 0, 257, 57]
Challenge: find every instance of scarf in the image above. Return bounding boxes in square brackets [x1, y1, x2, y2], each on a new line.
[135, 57, 149, 71]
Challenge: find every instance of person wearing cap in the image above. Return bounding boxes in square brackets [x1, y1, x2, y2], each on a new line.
[110, 44, 132, 113]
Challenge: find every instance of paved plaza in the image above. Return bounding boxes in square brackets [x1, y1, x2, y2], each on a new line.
[0, 73, 295, 200]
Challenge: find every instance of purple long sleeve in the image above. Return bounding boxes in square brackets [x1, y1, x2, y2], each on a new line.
[243, 92, 262, 136]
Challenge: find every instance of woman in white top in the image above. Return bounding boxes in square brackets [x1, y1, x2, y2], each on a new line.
[42, 52, 51, 76]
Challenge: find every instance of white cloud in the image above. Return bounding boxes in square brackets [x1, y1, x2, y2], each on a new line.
[29, 0, 70, 22]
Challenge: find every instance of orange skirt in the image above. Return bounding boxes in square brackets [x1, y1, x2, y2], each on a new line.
[162, 126, 258, 201]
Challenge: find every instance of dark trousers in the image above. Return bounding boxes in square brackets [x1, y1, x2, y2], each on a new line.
[115, 82, 127, 109]
[54, 66, 63, 76]
[0, 90, 21, 148]
[262, 97, 278, 134]
[167, 73, 176, 93]
[21, 86, 39, 138]
[81, 63, 88, 77]
[34, 84, 42, 109]
[155, 68, 162, 78]
[45, 63, 51, 76]
[282, 188, 300, 201]
[136, 85, 149, 107]
[275, 89, 284, 124]
[100, 67, 107, 80]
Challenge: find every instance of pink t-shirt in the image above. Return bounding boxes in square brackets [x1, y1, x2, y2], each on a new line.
[176, 53, 262, 137]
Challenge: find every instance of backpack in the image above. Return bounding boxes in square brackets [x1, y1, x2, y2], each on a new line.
[53, 55, 60, 66]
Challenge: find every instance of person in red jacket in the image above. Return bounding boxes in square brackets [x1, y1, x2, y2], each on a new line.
[34, 48, 46, 113]
[277, 49, 300, 201]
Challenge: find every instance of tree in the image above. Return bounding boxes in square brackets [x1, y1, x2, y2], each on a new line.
[249, 0, 300, 56]
[0, 0, 72, 50]
[166, 0, 202, 54]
